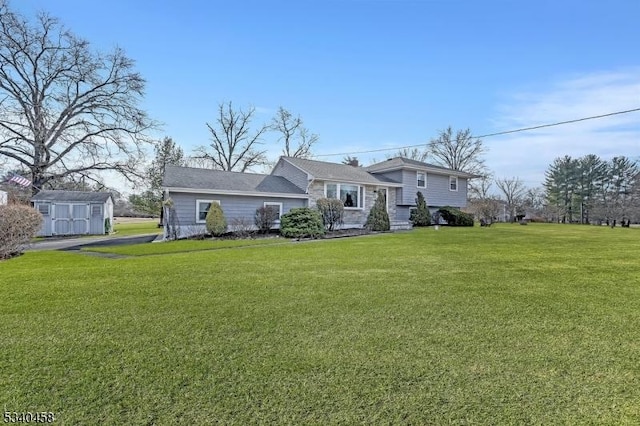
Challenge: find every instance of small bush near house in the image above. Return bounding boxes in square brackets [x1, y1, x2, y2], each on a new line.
[316, 198, 344, 231]
[230, 217, 254, 238]
[254, 207, 279, 234]
[205, 203, 227, 237]
[438, 206, 474, 227]
[279, 207, 325, 239]
[410, 192, 431, 226]
[365, 191, 390, 231]
[0, 204, 43, 260]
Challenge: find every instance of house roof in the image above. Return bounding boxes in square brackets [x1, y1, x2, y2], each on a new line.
[366, 157, 480, 178]
[31, 190, 113, 203]
[163, 165, 307, 195]
[280, 157, 400, 186]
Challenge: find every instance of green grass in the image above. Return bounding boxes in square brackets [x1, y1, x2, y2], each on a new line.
[2, 224, 640, 424]
[112, 219, 162, 236]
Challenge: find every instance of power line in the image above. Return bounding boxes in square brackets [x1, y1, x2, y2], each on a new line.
[315, 108, 640, 158]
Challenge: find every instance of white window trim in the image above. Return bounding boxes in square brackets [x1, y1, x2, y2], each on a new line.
[417, 171, 427, 189]
[37, 204, 50, 215]
[449, 176, 458, 192]
[196, 199, 220, 223]
[324, 182, 364, 210]
[263, 202, 283, 222]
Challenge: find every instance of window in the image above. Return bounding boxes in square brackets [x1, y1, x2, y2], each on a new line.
[264, 202, 283, 221]
[449, 176, 458, 191]
[37, 204, 50, 215]
[91, 205, 102, 216]
[325, 183, 364, 209]
[417, 172, 426, 188]
[196, 199, 220, 223]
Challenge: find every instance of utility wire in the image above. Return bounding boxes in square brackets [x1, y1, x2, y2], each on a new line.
[315, 108, 640, 158]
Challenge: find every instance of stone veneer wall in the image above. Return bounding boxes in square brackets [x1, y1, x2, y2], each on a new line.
[308, 181, 398, 228]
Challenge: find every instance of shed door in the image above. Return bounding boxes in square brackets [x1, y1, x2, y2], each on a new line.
[53, 204, 71, 235]
[52, 204, 89, 235]
[72, 204, 89, 234]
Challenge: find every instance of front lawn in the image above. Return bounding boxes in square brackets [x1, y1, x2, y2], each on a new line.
[2, 224, 639, 424]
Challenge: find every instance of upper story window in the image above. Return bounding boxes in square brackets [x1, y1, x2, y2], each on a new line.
[449, 176, 458, 191]
[417, 172, 426, 188]
[325, 183, 364, 209]
[196, 199, 220, 223]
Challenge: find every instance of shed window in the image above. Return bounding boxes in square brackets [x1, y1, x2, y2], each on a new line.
[91, 205, 102, 216]
[196, 199, 220, 223]
[37, 204, 50, 215]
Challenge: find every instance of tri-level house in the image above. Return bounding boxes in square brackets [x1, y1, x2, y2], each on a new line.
[162, 156, 477, 239]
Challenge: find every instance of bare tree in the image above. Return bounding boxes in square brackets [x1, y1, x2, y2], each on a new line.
[428, 127, 487, 175]
[495, 177, 526, 222]
[0, 2, 154, 194]
[195, 102, 268, 172]
[271, 107, 318, 159]
[469, 174, 494, 199]
[390, 147, 429, 162]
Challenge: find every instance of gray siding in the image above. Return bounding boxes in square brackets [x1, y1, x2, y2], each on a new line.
[375, 169, 469, 208]
[271, 160, 309, 192]
[424, 174, 468, 208]
[166, 191, 307, 237]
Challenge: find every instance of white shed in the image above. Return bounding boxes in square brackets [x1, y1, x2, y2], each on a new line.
[31, 190, 114, 237]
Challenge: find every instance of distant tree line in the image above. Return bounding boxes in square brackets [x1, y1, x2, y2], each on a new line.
[544, 154, 639, 224]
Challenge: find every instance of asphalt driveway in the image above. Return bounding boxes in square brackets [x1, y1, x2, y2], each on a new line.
[28, 234, 160, 251]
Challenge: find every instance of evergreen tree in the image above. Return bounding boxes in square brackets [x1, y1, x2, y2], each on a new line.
[410, 192, 431, 226]
[205, 202, 227, 237]
[365, 191, 390, 231]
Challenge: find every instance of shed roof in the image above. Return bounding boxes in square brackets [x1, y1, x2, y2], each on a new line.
[31, 190, 113, 203]
[163, 165, 307, 195]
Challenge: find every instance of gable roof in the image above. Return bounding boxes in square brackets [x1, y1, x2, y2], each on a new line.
[280, 157, 401, 186]
[31, 190, 113, 203]
[163, 165, 307, 196]
[366, 157, 480, 178]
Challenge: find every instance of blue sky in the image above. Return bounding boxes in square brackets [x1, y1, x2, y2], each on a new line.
[15, 0, 640, 191]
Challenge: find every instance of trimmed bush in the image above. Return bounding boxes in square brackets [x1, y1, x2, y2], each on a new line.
[254, 206, 279, 234]
[205, 202, 227, 236]
[438, 206, 474, 227]
[410, 192, 431, 226]
[316, 198, 344, 231]
[365, 191, 390, 231]
[0, 204, 43, 260]
[280, 207, 325, 239]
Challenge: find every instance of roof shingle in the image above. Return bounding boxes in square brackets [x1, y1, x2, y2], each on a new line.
[163, 165, 307, 194]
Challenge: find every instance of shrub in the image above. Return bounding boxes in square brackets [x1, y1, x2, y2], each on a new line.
[410, 192, 431, 226]
[254, 206, 279, 234]
[205, 202, 227, 237]
[316, 198, 344, 231]
[230, 217, 254, 238]
[437, 206, 474, 227]
[0, 204, 43, 260]
[365, 191, 390, 231]
[280, 207, 325, 239]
